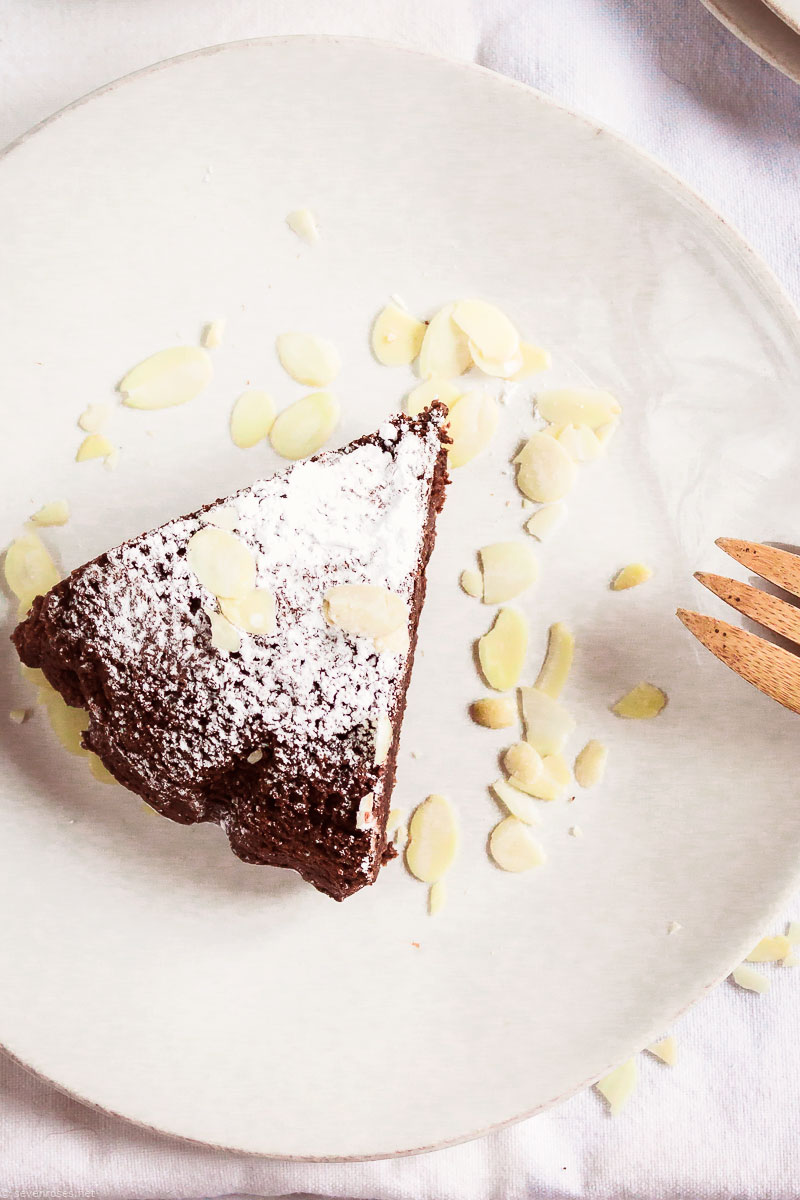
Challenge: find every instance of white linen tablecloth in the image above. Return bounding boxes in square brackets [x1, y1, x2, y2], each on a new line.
[1, 2, 798, 1197]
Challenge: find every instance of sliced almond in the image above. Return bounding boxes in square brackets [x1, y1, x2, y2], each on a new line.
[230, 390, 276, 448]
[489, 816, 545, 872]
[356, 792, 376, 830]
[219, 588, 276, 636]
[537, 389, 621, 430]
[276, 332, 341, 387]
[460, 568, 483, 599]
[78, 403, 111, 433]
[88, 753, 117, 785]
[4, 532, 60, 617]
[595, 1059, 637, 1116]
[479, 541, 538, 604]
[788, 921, 800, 945]
[731, 964, 770, 993]
[452, 300, 519, 364]
[418, 304, 472, 379]
[535, 621, 574, 699]
[286, 208, 319, 242]
[201, 319, 226, 349]
[525, 503, 566, 541]
[783, 952, 798, 967]
[406, 793, 458, 883]
[187, 527, 256, 600]
[76, 434, 116, 463]
[41, 689, 89, 756]
[746, 935, 792, 963]
[373, 712, 393, 766]
[371, 304, 426, 367]
[9, 709, 28, 724]
[375, 622, 410, 655]
[519, 686, 575, 755]
[208, 610, 241, 653]
[525, 753, 572, 802]
[202, 506, 239, 532]
[429, 879, 447, 916]
[405, 376, 461, 417]
[556, 423, 602, 462]
[470, 695, 517, 729]
[478, 608, 528, 691]
[574, 739, 608, 789]
[646, 1036, 677, 1066]
[595, 420, 619, 447]
[503, 741, 543, 793]
[611, 563, 653, 591]
[491, 777, 539, 824]
[104, 446, 120, 472]
[247, 749, 263, 764]
[30, 500, 70, 527]
[467, 342, 523, 379]
[119, 346, 213, 410]
[269, 391, 339, 460]
[613, 683, 667, 719]
[513, 343, 551, 380]
[324, 584, 407, 639]
[514, 432, 577, 502]
[448, 391, 499, 468]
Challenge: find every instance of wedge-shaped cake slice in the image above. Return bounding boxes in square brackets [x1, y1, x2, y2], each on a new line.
[13, 408, 450, 899]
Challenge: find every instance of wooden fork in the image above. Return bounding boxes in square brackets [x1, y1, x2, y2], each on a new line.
[677, 539, 800, 714]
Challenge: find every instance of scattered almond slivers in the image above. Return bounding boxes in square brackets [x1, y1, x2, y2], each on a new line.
[119, 346, 213, 410]
[525, 503, 566, 541]
[202, 319, 226, 349]
[405, 376, 461, 418]
[537, 388, 621, 430]
[76, 434, 116, 464]
[9, 709, 27, 724]
[513, 343, 551, 380]
[646, 1036, 677, 1066]
[535, 621, 574, 699]
[452, 300, 519, 365]
[522, 753, 571, 801]
[613, 682, 667, 719]
[479, 541, 538, 604]
[448, 391, 499, 468]
[324, 584, 407, 640]
[230, 390, 276, 449]
[286, 208, 319, 243]
[208, 610, 241, 653]
[78, 403, 111, 433]
[503, 741, 543, 794]
[471, 696, 517, 729]
[467, 341, 523, 380]
[745, 934, 791, 963]
[406, 793, 458, 883]
[276, 332, 341, 387]
[514, 431, 577, 502]
[519, 686, 575, 755]
[788, 921, 800, 945]
[460, 568, 483, 599]
[40, 684, 90, 756]
[489, 816, 545, 872]
[371, 304, 426, 367]
[30, 500, 70, 528]
[731, 964, 770, 993]
[478, 608, 528, 691]
[219, 589, 277, 636]
[612, 563, 653, 591]
[269, 391, 340, 460]
[574, 739, 608, 789]
[187, 527, 256, 600]
[418, 304, 472, 379]
[429, 879, 447, 916]
[4, 533, 60, 617]
[491, 777, 539, 824]
[373, 712, 392, 766]
[556, 423, 602, 462]
[595, 1059, 637, 1116]
[89, 753, 117, 785]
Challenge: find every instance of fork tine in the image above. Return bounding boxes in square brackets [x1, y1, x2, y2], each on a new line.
[716, 538, 800, 600]
[694, 572, 800, 646]
[676, 609, 800, 714]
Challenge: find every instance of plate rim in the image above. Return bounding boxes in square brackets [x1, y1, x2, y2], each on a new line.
[700, 0, 800, 82]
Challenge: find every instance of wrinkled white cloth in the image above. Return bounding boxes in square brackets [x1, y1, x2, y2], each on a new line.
[1, 2, 799, 1198]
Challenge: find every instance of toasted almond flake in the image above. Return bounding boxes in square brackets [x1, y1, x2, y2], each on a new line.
[269, 391, 339, 460]
[19, 664, 47, 692]
[574, 739, 608, 789]
[447, 391, 499, 468]
[514, 431, 577, 503]
[478, 608, 528, 691]
[783, 952, 799, 967]
[374, 712, 392, 766]
[489, 816, 545, 872]
[418, 304, 472, 379]
[372, 304, 426, 366]
[88, 753, 116, 785]
[513, 343, 551, 380]
[503, 741, 544, 792]
[286, 208, 319, 242]
[667, 921, 682, 935]
[208, 610, 241, 653]
[41, 689, 89, 756]
[276, 332, 341, 387]
[596, 1059, 637, 1116]
[491, 777, 539, 824]
[429, 879, 447, 916]
[30, 500, 70, 528]
[746, 935, 792, 963]
[201, 319, 226, 349]
[460, 568, 483, 599]
[646, 1036, 677, 1066]
[538, 388, 621, 430]
[556, 423, 603, 462]
[119, 346, 213, 410]
[375, 622, 410, 656]
[76, 434, 116, 463]
[613, 682, 667, 719]
[519, 686, 575, 755]
[387, 807, 406, 834]
[230, 390, 276, 449]
[9, 709, 28, 724]
[595, 420, 619, 447]
[406, 794, 458, 883]
[788, 921, 800, 945]
[522, 753, 572, 802]
[467, 342, 523, 379]
[219, 589, 277, 636]
[525, 503, 566, 541]
[324, 584, 407, 639]
[4, 532, 60, 617]
[187, 527, 255, 600]
[470, 695, 517, 729]
[479, 541, 538, 605]
[731, 964, 770, 993]
[535, 621, 574, 699]
[247, 749, 263, 764]
[569, 824, 583, 838]
[356, 792, 376, 830]
[452, 300, 519, 364]
[78, 403, 111, 433]
[202, 506, 239, 532]
[405, 376, 461, 417]
[612, 563, 653, 591]
[104, 446, 120, 472]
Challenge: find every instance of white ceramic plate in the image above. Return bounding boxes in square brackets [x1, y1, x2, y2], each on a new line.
[1, 37, 800, 1160]
[701, 0, 800, 80]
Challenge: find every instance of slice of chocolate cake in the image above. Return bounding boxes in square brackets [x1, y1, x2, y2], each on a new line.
[13, 407, 450, 900]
